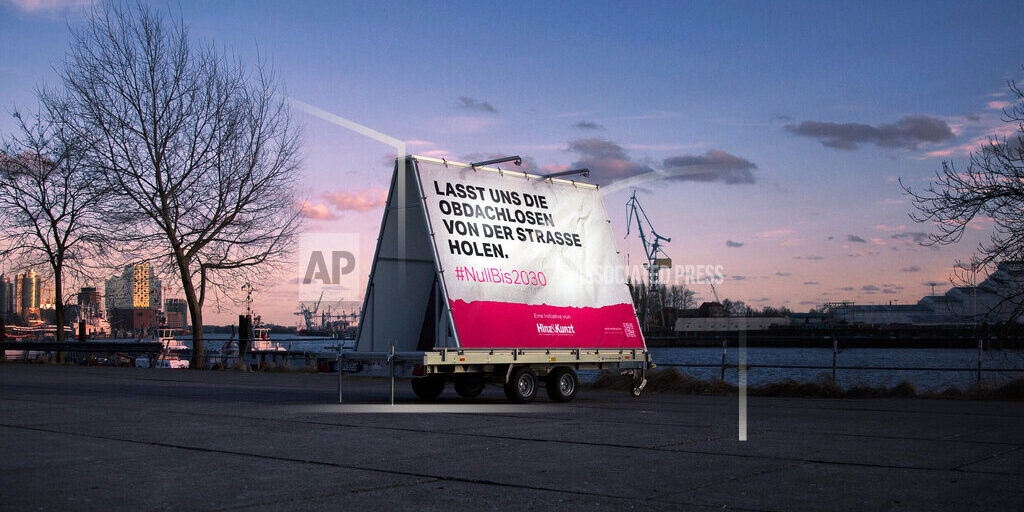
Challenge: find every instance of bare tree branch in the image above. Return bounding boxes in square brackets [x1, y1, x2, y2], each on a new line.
[51, 2, 303, 367]
[0, 107, 109, 340]
[903, 70, 1024, 324]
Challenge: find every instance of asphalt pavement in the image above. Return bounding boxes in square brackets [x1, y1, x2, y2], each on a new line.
[1, 363, 1021, 511]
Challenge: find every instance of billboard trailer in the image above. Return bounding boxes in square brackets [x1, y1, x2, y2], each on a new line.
[341, 156, 653, 403]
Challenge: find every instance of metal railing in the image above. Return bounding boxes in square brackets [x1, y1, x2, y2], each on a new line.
[655, 339, 1024, 387]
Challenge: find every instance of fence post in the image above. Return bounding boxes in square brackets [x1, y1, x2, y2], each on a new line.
[832, 337, 838, 384]
[342, 350, 350, 405]
[390, 344, 396, 406]
[720, 336, 727, 381]
[976, 337, 983, 389]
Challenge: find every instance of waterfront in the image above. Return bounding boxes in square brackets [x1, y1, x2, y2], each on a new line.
[650, 347, 1024, 391]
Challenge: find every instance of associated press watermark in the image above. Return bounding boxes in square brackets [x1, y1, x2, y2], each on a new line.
[297, 232, 359, 302]
[581, 263, 726, 286]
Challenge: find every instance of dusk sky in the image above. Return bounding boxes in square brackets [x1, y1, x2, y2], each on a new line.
[2, 0, 1023, 325]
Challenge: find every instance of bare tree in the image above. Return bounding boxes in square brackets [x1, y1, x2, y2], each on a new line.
[51, 3, 303, 366]
[721, 299, 750, 317]
[0, 109, 106, 341]
[668, 284, 696, 311]
[903, 75, 1024, 322]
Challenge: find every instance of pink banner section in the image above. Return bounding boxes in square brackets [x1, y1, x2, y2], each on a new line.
[449, 299, 645, 349]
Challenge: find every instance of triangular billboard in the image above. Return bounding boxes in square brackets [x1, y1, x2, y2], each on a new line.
[356, 156, 644, 352]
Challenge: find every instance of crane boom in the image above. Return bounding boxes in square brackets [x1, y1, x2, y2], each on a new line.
[625, 190, 671, 331]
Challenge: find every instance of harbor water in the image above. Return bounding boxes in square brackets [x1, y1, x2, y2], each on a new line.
[649, 346, 1024, 391]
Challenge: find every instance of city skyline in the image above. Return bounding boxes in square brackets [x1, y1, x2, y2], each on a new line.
[2, 1, 1023, 324]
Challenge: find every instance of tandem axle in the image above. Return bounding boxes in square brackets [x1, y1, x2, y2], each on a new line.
[339, 347, 652, 403]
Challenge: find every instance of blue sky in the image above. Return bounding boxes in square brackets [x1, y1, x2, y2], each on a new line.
[2, 0, 1022, 324]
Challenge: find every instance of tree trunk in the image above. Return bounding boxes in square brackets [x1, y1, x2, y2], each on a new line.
[188, 298, 204, 369]
[180, 278, 204, 369]
[54, 270, 64, 343]
[53, 267, 66, 364]
[171, 247, 206, 368]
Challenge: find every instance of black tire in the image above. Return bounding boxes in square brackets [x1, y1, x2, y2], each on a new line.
[411, 375, 445, 400]
[504, 367, 538, 403]
[454, 374, 486, 398]
[545, 367, 579, 403]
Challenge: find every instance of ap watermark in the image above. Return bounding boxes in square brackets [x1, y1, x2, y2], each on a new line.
[297, 232, 359, 302]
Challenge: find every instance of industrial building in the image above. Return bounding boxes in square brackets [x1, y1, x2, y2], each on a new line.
[678, 262, 1024, 331]
[826, 262, 1024, 326]
[675, 316, 789, 332]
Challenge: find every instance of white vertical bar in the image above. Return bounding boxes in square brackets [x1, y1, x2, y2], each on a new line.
[738, 320, 747, 442]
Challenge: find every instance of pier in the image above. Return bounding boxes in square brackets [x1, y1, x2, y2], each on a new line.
[0, 364, 1020, 510]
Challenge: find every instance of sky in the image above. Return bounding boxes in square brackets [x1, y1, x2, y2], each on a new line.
[2, 0, 1023, 325]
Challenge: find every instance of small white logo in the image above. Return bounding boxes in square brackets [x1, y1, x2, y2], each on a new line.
[623, 322, 636, 338]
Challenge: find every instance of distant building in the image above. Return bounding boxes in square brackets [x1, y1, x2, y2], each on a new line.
[105, 262, 161, 310]
[107, 308, 158, 332]
[13, 270, 42, 323]
[78, 287, 100, 315]
[697, 302, 726, 318]
[164, 298, 188, 329]
[0, 274, 13, 317]
[676, 316, 789, 332]
[76, 287, 108, 335]
[795, 262, 1024, 327]
[105, 263, 162, 332]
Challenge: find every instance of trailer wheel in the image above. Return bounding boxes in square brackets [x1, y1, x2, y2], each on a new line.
[504, 367, 537, 403]
[454, 374, 486, 398]
[545, 367, 578, 402]
[411, 376, 445, 400]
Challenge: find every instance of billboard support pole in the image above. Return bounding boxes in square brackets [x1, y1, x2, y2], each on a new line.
[410, 157, 462, 349]
[354, 163, 399, 352]
[389, 344, 396, 406]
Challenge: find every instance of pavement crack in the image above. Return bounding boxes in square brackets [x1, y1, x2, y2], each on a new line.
[208, 477, 442, 511]
[951, 445, 1024, 473]
[0, 422, 668, 504]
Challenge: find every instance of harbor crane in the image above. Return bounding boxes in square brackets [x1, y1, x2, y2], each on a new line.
[625, 190, 672, 331]
[294, 290, 325, 331]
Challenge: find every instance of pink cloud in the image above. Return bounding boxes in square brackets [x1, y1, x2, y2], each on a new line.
[6, 0, 92, 11]
[541, 164, 570, 174]
[757, 228, 794, 239]
[299, 201, 337, 221]
[320, 188, 388, 212]
[988, 101, 1010, 110]
[414, 149, 454, 159]
[921, 123, 1019, 159]
[874, 224, 906, 232]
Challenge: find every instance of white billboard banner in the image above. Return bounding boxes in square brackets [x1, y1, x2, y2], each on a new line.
[414, 158, 642, 349]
